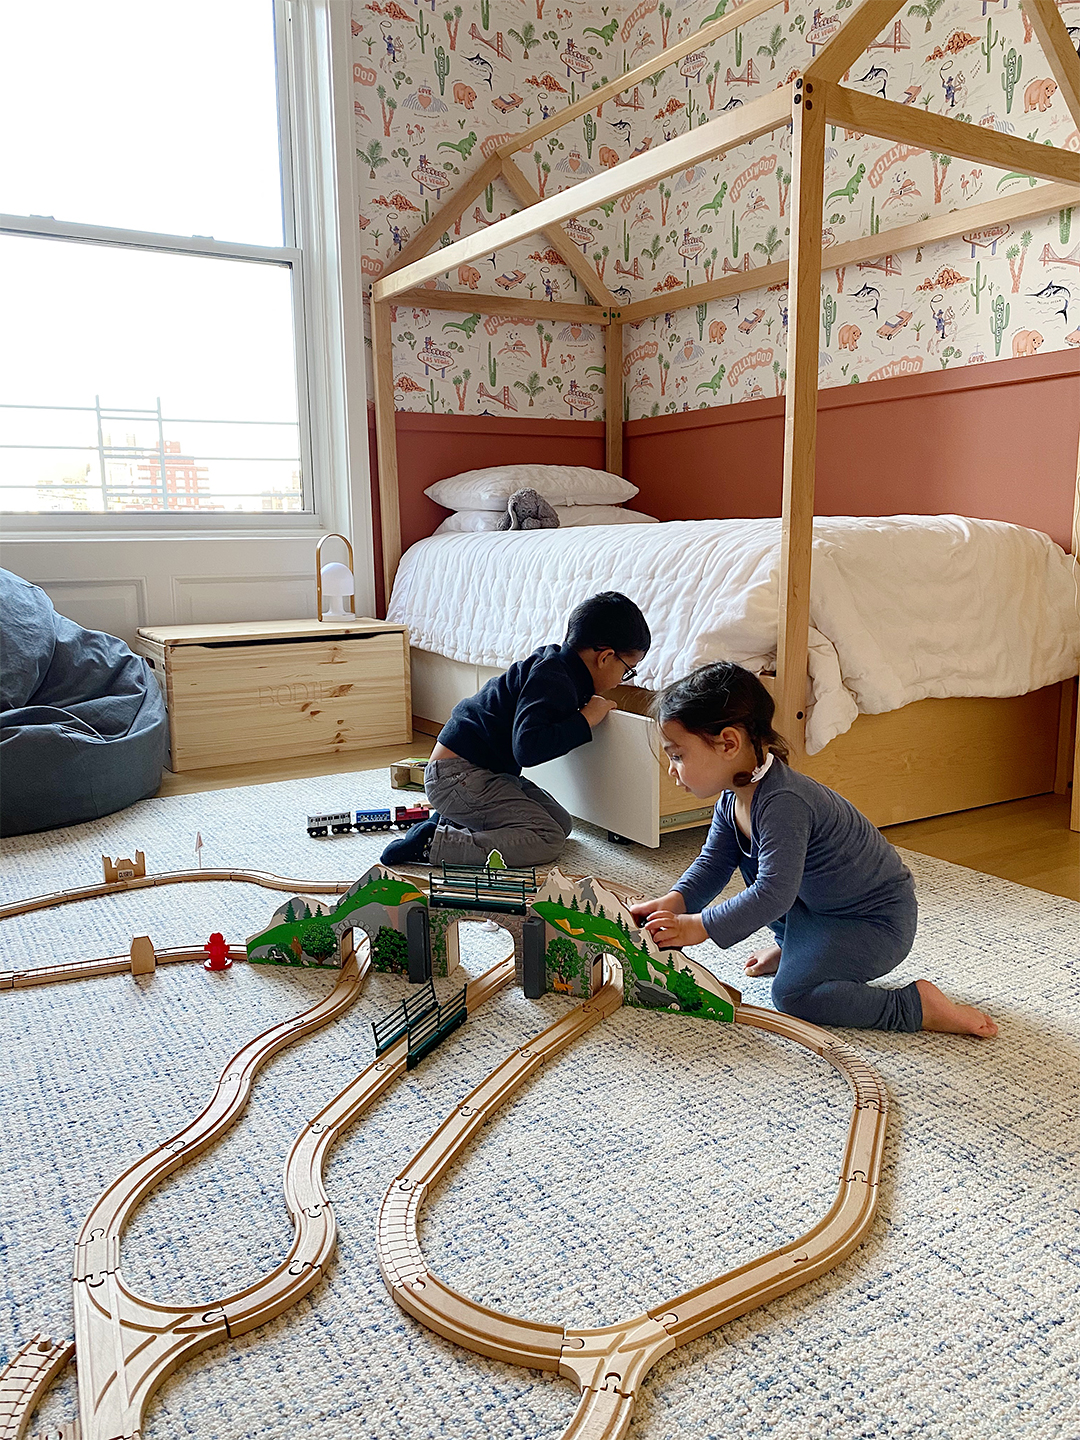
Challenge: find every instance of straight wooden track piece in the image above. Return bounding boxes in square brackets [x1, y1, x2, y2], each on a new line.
[1, 944, 247, 994]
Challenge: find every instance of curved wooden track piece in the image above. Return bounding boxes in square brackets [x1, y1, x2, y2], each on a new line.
[68, 946, 367, 1440]
[0, 1333, 75, 1440]
[66, 948, 514, 1440]
[376, 975, 889, 1440]
[0, 869, 352, 924]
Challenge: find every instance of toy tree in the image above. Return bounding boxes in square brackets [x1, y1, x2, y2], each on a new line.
[373, 925, 409, 974]
[300, 915, 337, 963]
[486, 849, 506, 869]
[546, 934, 582, 988]
[669, 965, 704, 1012]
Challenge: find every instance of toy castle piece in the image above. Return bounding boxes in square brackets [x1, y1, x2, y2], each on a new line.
[129, 936, 156, 976]
[102, 851, 146, 884]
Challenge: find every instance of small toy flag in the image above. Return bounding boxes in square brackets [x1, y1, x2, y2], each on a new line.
[194, 831, 203, 868]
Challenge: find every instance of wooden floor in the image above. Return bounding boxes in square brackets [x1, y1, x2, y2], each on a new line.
[883, 792, 1077, 902]
[157, 740, 1078, 903]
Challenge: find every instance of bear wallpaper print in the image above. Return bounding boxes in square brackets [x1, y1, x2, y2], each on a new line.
[353, 0, 1079, 421]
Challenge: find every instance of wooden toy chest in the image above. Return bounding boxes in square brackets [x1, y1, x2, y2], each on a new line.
[134, 618, 411, 772]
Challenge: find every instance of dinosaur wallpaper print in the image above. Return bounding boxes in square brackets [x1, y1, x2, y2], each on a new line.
[353, 0, 1079, 421]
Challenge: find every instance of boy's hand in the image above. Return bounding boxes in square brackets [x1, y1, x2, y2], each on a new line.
[581, 695, 618, 727]
[628, 891, 686, 926]
[643, 910, 708, 948]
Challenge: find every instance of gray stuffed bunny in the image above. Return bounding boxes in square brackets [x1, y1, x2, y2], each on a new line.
[496, 487, 560, 530]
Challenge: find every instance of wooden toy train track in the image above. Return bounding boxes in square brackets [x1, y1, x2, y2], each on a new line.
[0, 866, 888, 1440]
[377, 966, 887, 1439]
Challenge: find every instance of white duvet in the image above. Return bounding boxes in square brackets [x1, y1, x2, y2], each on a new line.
[387, 515, 1080, 754]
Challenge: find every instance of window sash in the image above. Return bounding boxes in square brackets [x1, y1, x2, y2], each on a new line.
[0, 0, 345, 537]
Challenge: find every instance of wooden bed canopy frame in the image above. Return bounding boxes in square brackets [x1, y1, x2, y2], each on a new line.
[371, 0, 1080, 831]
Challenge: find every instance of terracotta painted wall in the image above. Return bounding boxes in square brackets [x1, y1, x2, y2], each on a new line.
[371, 349, 1078, 615]
[624, 348, 1080, 550]
[368, 409, 606, 607]
[354, 0, 1079, 425]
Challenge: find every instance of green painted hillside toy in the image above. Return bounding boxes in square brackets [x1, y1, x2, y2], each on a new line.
[244, 860, 739, 1026]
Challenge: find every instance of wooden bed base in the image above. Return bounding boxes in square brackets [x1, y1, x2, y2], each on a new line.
[410, 648, 1074, 842]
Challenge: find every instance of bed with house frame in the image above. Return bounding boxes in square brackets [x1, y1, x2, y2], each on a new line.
[369, 0, 1080, 844]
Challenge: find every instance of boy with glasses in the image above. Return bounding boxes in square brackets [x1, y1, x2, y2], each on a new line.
[381, 591, 651, 867]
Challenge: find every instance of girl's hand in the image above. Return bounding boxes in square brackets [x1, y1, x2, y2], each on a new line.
[643, 911, 708, 949]
[628, 891, 686, 926]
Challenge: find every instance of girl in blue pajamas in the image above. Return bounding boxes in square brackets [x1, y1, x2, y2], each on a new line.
[630, 663, 997, 1037]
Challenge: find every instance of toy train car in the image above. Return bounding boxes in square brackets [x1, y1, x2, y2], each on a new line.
[394, 804, 431, 829]
[306, 811, 355, 838]
[306, 805, 430, 838]
[354, 808, 393, 832]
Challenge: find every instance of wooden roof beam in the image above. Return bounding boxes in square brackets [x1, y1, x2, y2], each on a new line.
[824, 82, 1080, 187]
[620, 178, 1080, 323]
[374, 86, 792, 301]
[499, 156, 617, 308]
[381, 153, 505, 278]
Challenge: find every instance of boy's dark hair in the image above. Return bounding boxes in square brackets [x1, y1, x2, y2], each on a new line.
[565, 591, 651, 656]
[651, 661, 789, 786]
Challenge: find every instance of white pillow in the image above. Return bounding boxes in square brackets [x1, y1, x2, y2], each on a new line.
[426, 464, 638, 511]
[558, 506, 659, 527]
[434, 506, 659, 534]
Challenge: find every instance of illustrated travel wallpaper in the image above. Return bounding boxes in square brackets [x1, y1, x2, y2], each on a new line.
[353, 0, 1079, 420]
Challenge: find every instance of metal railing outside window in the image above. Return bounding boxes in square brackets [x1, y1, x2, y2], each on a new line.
[0, 398, 303, 514]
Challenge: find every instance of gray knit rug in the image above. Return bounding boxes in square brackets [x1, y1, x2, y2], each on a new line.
[2, 767, 1078, 1440]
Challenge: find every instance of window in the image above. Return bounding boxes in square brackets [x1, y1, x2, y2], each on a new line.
[0, 0, 318, 518]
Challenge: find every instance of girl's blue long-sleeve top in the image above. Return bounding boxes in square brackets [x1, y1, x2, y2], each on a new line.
[674, 761, 914, 948]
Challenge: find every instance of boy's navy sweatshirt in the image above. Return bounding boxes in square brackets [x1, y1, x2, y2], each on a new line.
[438, 642, 594, 776]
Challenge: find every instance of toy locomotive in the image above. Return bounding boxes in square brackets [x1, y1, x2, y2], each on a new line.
[306, 804, 431, 838]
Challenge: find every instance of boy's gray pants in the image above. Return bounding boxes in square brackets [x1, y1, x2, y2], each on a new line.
[424, 756, 573, 867]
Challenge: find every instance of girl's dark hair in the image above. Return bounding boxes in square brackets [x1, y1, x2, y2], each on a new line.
[651, 662, 790, 787]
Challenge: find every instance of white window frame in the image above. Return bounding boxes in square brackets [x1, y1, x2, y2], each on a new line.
[0, 0, 369, 550]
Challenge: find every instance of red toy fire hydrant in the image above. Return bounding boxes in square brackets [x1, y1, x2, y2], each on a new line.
[203, 932, 232, 971]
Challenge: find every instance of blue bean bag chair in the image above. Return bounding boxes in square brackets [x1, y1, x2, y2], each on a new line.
[1, 569, 168, 836]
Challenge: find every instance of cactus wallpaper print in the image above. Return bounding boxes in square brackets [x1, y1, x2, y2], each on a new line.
[353, 0, 1078, 422]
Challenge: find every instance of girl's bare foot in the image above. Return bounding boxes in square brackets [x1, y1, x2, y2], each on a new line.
[916, 979, 997, 1038]
[744, 943, 782, 977]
